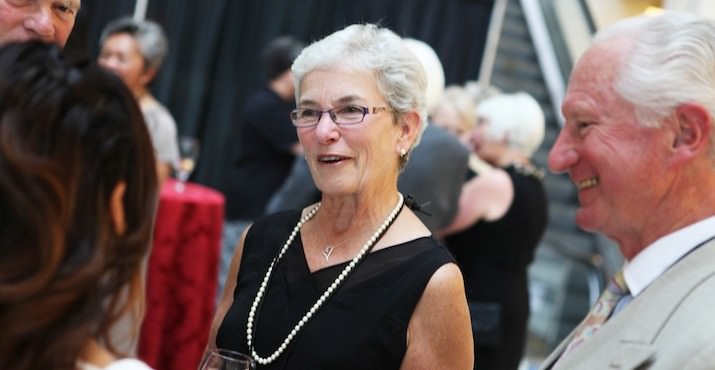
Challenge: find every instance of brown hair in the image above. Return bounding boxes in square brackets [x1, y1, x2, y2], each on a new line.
[0, 41, 158, 370]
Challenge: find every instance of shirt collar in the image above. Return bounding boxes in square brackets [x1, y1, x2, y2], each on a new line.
[623, 215, 715, 296]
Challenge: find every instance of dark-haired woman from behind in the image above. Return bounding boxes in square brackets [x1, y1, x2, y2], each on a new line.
[0, 41, 158, 370]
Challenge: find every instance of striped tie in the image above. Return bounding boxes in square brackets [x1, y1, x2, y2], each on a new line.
[554, 270, 629, 366]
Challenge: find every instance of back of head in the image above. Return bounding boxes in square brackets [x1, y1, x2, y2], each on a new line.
[0, 41, 158, 370]
[594, 11, 715, 136]
[100, 16, 169, 70]
[478, 92, 545, 157]
[262, 35, 304, 81]
[402, 38, 445, 113]
[292, 24, 428, 140]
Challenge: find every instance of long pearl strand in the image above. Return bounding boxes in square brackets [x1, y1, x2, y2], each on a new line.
[247, 193, 405, 365]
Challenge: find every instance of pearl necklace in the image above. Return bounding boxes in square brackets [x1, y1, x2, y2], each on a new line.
[247, 193, 405, 365]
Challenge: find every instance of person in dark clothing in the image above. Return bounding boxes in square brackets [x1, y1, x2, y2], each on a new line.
[219, 36, 304, 295]
[206, 24, 473, 369]
[440, 92, 549, 370]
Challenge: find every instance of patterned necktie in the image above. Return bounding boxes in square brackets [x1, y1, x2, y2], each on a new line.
[555, 270, 630, 365]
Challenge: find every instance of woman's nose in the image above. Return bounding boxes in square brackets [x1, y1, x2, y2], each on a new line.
[314, 112, 340, 143]
[548, 131, 579, 174]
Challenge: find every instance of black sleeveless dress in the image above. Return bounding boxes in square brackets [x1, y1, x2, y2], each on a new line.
[444, 165, 548, 370]
[217, 210, 454, 370]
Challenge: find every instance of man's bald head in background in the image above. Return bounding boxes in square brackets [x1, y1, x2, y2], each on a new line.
[0, 0, 80, 46]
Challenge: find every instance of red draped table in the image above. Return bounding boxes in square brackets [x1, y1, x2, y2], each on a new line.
[139, 179, 224, 370]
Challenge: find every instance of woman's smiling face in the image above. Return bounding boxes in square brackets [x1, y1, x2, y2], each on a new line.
[296, 67, 405, 197]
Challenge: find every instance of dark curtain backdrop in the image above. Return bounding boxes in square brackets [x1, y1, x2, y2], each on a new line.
[66, 0, 494, 194]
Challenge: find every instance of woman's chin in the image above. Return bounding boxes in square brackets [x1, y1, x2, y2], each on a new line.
[316, 183, 354, 197]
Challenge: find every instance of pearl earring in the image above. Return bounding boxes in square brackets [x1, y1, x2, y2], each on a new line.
[400, 148, 407, 158]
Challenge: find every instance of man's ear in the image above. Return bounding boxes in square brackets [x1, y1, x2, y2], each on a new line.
[672, 103, 711, 155]
[110, 181, 127, 235]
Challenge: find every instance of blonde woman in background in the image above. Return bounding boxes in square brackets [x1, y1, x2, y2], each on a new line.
[430, 85, 477, 146]
[430, 84, 493, 176]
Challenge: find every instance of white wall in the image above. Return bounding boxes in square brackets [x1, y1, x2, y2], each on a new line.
[585, 0, 662, 29]
[664, 0, 715, 17]
[553, 0, 592, 63]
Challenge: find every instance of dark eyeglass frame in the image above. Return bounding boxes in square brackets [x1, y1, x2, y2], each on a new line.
[290, 105, 391, 128]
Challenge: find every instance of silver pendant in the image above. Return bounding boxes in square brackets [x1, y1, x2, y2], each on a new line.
[322, 246, 334, 262]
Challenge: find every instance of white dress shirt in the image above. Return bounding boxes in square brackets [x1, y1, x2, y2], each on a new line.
[624, 215, 715, 297]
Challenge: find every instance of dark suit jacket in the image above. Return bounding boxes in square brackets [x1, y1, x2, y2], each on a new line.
[266, 124, 469, 232]
[540, 237, 715, 370]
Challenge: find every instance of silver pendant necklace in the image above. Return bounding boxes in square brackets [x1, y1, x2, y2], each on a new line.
[321, 246, 335, 262]
[318, 221, 355, 262]
[247, 193, 404, 365]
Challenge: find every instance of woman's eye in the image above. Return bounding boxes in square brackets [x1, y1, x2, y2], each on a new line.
[340, 105, 363, 114]
[301, 109, 320, 118]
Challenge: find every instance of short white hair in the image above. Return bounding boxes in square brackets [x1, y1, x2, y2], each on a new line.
[291, 24, 427, 135]
[291, 24, 428, 168]
[594, 12, 715, 129]
[478, 92, 544, 157]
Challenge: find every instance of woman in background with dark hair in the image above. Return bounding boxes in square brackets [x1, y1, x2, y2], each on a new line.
[0, 41, 158, 370]
[98, 17, 179, 185]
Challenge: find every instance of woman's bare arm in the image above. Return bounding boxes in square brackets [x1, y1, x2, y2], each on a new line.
[400, 263, 474, 370]
[204, 225, 251, 351]
[439, 169, 513, 237]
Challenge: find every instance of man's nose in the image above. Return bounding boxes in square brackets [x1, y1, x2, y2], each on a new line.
[24, 7, 55, 42]
[547, 130, 578, 174]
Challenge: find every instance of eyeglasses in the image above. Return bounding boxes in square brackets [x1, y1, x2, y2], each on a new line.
[290, 105, 391, 128]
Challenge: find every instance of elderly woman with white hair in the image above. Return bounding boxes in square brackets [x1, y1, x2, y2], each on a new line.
[440, 92, 549, 370]
[206, 24, 473, 369]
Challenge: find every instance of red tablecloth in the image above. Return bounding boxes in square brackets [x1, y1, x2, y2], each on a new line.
[139, 179, 224, 370]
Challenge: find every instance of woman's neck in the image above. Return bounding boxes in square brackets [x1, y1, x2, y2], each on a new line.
[494, 150, 530, 168]
[79, 339, 115, 368]
[132, 85, 151, 101]
[137, 93, 157, 111]
[317, 190, 400, 236]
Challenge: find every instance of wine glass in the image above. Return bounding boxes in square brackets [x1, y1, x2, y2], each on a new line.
[174, 136, 200, 192]
[198, 349, 255, 370]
